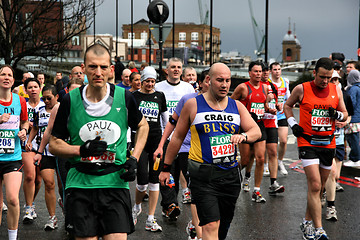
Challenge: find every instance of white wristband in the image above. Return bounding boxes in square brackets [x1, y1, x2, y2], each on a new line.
[287, 117, 298, 128]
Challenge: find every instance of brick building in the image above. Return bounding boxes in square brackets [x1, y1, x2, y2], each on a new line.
[122, 19, 221, 65]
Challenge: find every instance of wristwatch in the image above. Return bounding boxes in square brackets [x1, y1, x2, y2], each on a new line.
[241, 132, 248, 142]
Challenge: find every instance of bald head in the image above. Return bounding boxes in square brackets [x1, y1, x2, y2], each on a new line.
[209, 63, 231, 78]
[122, 69, 132, 86]
[70, 66, 84, 80]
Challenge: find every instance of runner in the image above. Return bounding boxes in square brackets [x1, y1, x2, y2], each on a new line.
[26, 85, 59, 230]
[155, 68, 210, 240]
[159, 63, 261, 240]
[0, 65, 29, 240]
[269, 62, 291, 175]
[131, 66, 167, 232]
[154, 57, 195, 220]
[260, 63, 285, 195]
[49, 43, 148, 239]
[231, 61, 270, 203]
[22, 78, 45, 224]
[284, 57, 348, 240]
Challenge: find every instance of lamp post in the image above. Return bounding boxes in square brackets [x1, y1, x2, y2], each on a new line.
[209, 0, 213, 65]
[265, 0, 269, 63]
[116, 0, 118, 57]
[172, 0, 175, 57]
[131, 0, 134, 61]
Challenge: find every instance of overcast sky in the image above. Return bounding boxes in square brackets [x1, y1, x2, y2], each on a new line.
[93, 0, 359, 62]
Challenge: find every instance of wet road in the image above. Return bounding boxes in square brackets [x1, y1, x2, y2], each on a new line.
[1, 110, 359, 239]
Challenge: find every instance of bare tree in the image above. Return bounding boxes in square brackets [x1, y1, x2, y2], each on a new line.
[0, 0, 103, 68]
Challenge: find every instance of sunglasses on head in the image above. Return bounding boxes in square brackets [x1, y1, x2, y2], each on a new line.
[41, 96, 53, 101]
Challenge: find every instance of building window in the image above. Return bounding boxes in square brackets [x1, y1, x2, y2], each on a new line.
[179, 32, 186, 41]
[72, 36, 80, 46]
[141, 32, 148, 40]
[128, 32, 135, 39]
[142, 49, 146, 55]
[191, 42, 198, 46]
[191, 32, 198, 41]
[178, 42, 186, 48]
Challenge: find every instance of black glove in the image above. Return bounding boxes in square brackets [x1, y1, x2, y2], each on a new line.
[328, 107, 339, 119]
[80, 136, 107, 158]
[291, 124, 304, 137]
[120, 155, 137, 182]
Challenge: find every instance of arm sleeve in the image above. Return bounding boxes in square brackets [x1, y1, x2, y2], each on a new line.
[19, 96, 28, 121]
[125, 90, 143, 130]
[51, 94, 71, 140]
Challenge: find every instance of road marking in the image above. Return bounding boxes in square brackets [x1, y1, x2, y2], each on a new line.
[288, 160, 360, 189]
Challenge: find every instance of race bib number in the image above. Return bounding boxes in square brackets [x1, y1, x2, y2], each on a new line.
[0, 130, 16, 153]
[311, 109, 332, 131]
[139, 101, 159, 120]
[167, 100, 178, 115]
[210, 134, 235, 164]
[80, 151, 116, 163]
[250, 102, 265, 118]
[278, 96, 285, 114]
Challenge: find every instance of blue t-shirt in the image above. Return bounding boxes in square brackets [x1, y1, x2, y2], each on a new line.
[174, 93, 198, 153]
[117, 82, 131, 90]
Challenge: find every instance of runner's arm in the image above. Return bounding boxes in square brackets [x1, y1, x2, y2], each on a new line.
[284, 84, 303, 119]
[335, 86, 348, 122]
[132, 116, 149, 160]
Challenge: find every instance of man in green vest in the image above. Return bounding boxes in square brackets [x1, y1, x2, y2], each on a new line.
[49, 43, 149, 239]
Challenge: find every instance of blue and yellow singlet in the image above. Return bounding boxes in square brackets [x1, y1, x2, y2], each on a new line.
[189, 95, 241, 170]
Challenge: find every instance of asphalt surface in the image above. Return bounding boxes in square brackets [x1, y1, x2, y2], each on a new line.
[1, 109, 359, 240]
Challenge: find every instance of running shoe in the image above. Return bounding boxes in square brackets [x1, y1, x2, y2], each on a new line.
[145, 218, 162, 232]
[162, 203, 180, 221]
[142, 192, 149, 202]
[182, 190, 192, 204]
[23, 206, 34, 224]
[300, 221, 315, 240]
[314, 228, 328, 240]
[44, 215, 58, 230]
[2, 202, 7, 211]
[251, 191, 266, 203]
[268, 181, 285, 194]
[263, 164, 270, 177]
[335, 182, 344, 192]
[31, 203, 37, 219]
[242, 177, 251, 192]
[321, 192, 326, 208]
[186, 220, 197, 240]
[278, 160, 288, 175]
[326, 206, 338, 221]
[132, 206, 142, 225]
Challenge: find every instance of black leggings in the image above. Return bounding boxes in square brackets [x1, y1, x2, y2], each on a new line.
[136, 134, 161, 185]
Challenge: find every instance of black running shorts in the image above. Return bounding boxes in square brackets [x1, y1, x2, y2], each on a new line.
[39, 155, 57, 170]
[265, 127, 278, 144]
[0, 160, 23, 178]
[65, 188, 134, 237]
[298, 147, 335, 167]
[189, 166, 241, 227]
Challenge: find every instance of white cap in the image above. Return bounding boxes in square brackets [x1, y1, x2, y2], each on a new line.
[141, 66, 157, 82]
[331, 70, 340, 79]
[28, 72, 34, 78]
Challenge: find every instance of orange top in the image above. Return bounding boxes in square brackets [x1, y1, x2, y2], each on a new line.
[298, 81, 339, 148]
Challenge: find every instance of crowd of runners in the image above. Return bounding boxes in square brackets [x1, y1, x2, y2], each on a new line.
[0, 44, 359, 240]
